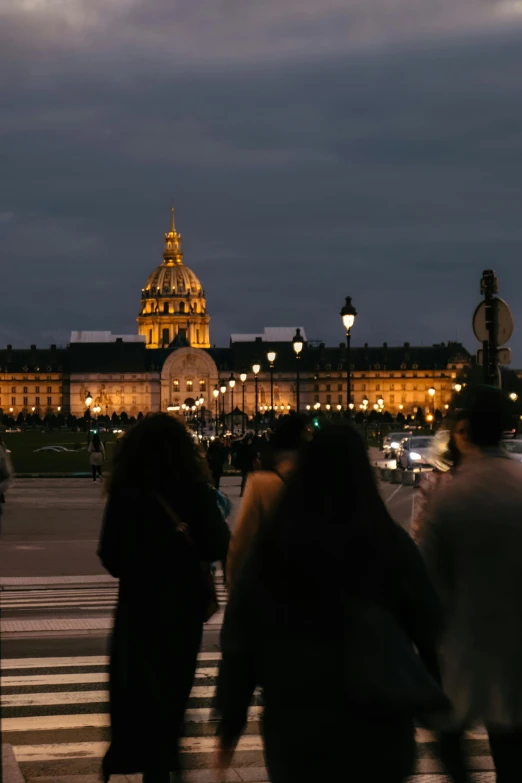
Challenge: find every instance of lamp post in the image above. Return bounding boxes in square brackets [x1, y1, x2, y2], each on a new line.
[340, 296, 357, 411]
[428, 386, 436, 428]
[85, 391, 93, 437]
[510, 392, 518, 402]
[213, 385, 219, 435]
[292, 329, 304, 412]
[220, 382, 227, 433]
[240, 373, 247, 434]
[252, 363, 261, 434]
[229, 373, 236, 434]
[267, 351, 276, 420]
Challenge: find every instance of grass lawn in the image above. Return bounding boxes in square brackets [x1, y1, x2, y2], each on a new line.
[3, 431, 117, 474]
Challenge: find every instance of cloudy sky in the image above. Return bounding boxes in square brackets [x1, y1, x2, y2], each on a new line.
[2, 0, 522, 361]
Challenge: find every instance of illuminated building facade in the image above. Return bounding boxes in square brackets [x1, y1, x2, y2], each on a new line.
[0, 209, 471, 423]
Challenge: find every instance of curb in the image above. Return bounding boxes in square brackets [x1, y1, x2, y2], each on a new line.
[2, 744, 25, 783]
[0, 575, 116, 586]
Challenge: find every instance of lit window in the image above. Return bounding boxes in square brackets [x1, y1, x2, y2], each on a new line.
[199, 379, 206, 392]
[173, 379, 180, 392]
[186, 379, 193, 391]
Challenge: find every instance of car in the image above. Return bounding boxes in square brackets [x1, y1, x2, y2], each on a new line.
[4, 428, 21, 433]
[33, 445, 70, 453]
[383, 431, 410, 460]
[396, 435, 435, 470]
[502, 438, 522, 462]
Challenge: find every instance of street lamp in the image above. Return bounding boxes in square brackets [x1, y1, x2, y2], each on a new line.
[239, 372, 247, 434]
[292, 329, 304, 412]
[454, 383, 462, 393]
[340, 296, 357, 410]
[220, 382, 227, 433]
[428, 386, 436, 425]
[229, 373, 236, 433]
[267, 351, 276, 418]
[213, 385, 219, 435]
[377, 396, 384, 409]
[510, 392, 518, 402]
[252, 363, 261, 434]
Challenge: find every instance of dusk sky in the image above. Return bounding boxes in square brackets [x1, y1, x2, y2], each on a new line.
[2, 1, 522, 361]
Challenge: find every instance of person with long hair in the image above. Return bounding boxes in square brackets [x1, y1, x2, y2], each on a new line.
[215, 423, 444, 783]
[88, 432, 105, 482]
[226, 415, 310, 590]
[98, 414, 230, 783]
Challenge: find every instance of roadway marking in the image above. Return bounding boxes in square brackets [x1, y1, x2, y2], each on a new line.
[386, 485, 404, 503]
[2, 669, 218, 687]
[1, 653, 220, 669]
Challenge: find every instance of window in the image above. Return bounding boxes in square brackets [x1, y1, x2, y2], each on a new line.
[47, 397, 52, 406]
[47, 386, 52, 393]
[35, 396, 40, 405]
[162, 328, 169, 346]
[178, 328, 187, 341]
[23, 386, 28, 394]
[186, 379, 193, 391]
[402, 395, 406, 403]
[413, 385, 418, 391]
[11, 386, 15, 393]
[179, 302, 186, 313]
[23, 397, 28, 406]
[149, 329, 152, 344]
[173, 379, 180, 393]
[390, 384, 394, 390]
[376, 384, 380, 391]
[338, 384, 342, 391]
[199, 379, 207, 392]
[390, 394, 395, 403]
[338, 395, 343, 404]
[132, 386, 136, 393]
[35, 386, 40, 393]
[326, 384, 331, 392]
[163, 302, 169, 314]
[314, 384, 319, 392]
[11, 397, 15, 406]
[314, 394, 319, 403]
[326, 394, 331, 403]
[401, 384, 406, 391]
[132, 397, 137, 405]
[362, 384, 366, 391]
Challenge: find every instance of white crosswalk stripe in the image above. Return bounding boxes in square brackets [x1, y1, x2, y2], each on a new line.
[1, 652, 495, 780]
[0, 572, 227, 614]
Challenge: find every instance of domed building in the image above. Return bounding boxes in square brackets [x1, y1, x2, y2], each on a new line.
[137, 209, 211, 349]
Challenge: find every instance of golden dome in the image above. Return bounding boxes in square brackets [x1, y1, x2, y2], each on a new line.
[144, 263, 203, 297]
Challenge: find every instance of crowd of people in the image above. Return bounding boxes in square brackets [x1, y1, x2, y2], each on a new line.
[95, 385, 522, 783]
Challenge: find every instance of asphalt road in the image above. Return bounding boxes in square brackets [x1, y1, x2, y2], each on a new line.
[0, 460, 415, 579]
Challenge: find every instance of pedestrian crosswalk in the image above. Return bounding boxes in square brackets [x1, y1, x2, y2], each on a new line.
[1, 652, 496, 780]
[0, 571, 227, 616]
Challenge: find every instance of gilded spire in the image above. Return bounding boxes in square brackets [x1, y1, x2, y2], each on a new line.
[164, 205, 183, 265]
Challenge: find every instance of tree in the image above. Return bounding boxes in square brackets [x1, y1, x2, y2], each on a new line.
[396, 411, 405, 425]
[129, 416, 137, 426]
[415, 408, 425, 425]
[137, 412, 144, 420]
[120, 412, 129, 425]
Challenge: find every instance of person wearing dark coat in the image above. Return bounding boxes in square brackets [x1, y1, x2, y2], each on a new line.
[236, 434, 257, 497]
[206, 437, 227, 489]
[215, 423, 444, 783]
[97, 414, 230, 783]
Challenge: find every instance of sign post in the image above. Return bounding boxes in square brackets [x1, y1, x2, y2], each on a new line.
[472, 271, 514, 388]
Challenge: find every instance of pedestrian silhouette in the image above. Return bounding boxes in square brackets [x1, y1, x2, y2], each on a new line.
[98, 414, 230, 783]
[420, 386, 522, 783]
[216, 422, 446, 783]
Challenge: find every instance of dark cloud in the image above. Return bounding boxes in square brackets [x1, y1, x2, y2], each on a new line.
[1, 3, 522, 362]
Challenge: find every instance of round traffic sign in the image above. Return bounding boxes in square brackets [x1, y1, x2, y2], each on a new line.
[472, 297, 514, 347]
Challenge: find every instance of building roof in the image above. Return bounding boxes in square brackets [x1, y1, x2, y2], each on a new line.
[70, 331, 145, 344]
[209, 341, 471, 374]
[0, 345, 67, 373]
[67, 341, 156, 373]
[230, 327, 307, 343]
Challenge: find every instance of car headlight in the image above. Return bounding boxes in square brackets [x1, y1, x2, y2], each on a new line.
[410, 452, 422, 461]
[390, 442, 400, 449]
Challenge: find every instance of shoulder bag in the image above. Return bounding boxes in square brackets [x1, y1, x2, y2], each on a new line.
[155, 494, 219, 622]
